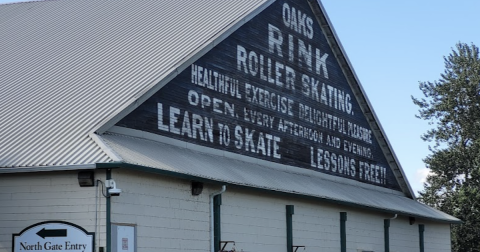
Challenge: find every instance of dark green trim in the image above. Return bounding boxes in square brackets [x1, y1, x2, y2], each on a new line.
[106, 170, 112, 252]
[214, 195, 222, 252]
[96, 162, 461, 224]
[97, 162, 220, 184]
[419, 224, 425, 252]
[340, 212, 347, 252]
[384, 219, 390, 252]
[286, 205, 294, 252]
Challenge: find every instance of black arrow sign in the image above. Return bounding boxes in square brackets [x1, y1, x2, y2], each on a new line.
[36, 228, 67, 239]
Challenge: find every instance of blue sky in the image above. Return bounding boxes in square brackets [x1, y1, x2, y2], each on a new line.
[2, 0, 479, 195]
[320, 1, 480, 194]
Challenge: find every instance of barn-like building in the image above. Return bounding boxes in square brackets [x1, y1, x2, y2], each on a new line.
[0, 1, 459, 252]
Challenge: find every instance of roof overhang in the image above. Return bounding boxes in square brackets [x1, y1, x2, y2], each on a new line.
[97, 130, 460, 224]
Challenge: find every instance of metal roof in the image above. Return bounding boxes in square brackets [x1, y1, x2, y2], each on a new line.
[100, 132, 460, 223]
[0, 0, 270, 168]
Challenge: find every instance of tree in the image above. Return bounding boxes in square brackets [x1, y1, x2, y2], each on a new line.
[412, 42, 480, 252]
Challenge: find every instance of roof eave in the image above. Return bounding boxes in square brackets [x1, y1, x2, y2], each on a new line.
[96, 161, 460, 224]
[0, 164, 96, 174]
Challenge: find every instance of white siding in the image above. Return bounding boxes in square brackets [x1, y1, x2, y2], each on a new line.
[0, 171, 107, 252]
[345, 211, 385, 251]
[110, 169, 211, 252]
[221, 188, 346, 252]
[423, 221, 451, 252]
[220, 188, 451, 252]
[221, 190, 287, 252]
[389, 216, 420, 252]
[291, 200, 341, 251]
[389, 217, 452, 252]
[0, 169, 451, 252]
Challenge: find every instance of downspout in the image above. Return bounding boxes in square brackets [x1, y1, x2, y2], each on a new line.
[210, 185, 226, 252]
[340, 212, 347, 252]
[286, 205, 294, 252]
[384, 214, 397, 252]
[419, 224, 425, 252]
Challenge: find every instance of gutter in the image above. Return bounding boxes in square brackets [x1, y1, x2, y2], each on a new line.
[0, 164, 96, 174]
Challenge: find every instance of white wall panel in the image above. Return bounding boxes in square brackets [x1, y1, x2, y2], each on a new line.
[0, 169, 451, 252]
[110, 169, 210, 252]
[292, 202, 341, 252]
[222, 190, 286, 252]
[423, 221, 452, 252]
[0, 171, 107, 252]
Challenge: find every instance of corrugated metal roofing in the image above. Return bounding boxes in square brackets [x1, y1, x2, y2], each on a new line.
[0, 0, 269, 168]
[100, 132, 460, 223]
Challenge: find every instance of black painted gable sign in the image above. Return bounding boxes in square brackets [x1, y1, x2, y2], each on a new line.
[117, 0, 401, 190]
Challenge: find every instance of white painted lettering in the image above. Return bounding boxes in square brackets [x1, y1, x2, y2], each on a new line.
[268, 24, 283, 57]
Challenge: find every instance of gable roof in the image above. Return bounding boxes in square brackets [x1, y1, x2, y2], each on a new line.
[0, 0, 455, 222]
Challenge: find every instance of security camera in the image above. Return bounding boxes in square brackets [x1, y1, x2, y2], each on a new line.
[108, 188, 122, 196]
[105, 179, 122, 196]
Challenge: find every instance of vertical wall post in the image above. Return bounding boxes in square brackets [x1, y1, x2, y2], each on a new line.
[286, 205, 294, 252]
[340, 212, 347, 252]
[106, 170, 112, 252]
[384, 219, 390, 252]
[419, 224, 425, 252]
[214, 195, 222, 252]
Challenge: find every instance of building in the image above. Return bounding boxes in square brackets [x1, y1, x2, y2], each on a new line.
[0, 0, 459, 252]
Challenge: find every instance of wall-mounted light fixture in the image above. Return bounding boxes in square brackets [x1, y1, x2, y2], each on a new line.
[78, 170, 95, 187]
[409, 217, 416, 225]
[191, 181, 204, 196]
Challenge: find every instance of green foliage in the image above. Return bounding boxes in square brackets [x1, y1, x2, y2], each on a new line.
[413, 42, 480, 252]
